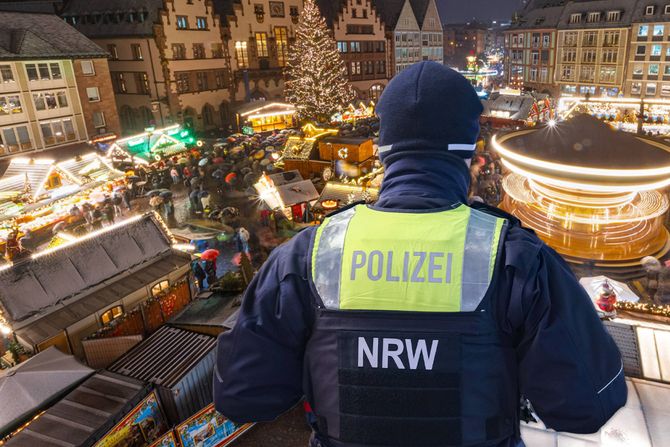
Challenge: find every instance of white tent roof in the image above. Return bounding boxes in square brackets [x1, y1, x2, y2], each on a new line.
[521, 378, 670, 446]
[0, 347, 93, 435]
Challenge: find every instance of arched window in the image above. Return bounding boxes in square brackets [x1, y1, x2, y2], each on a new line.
[202, 104, 215, 127]
[151, 280, 169, 297]
[100, 305, 124, 325]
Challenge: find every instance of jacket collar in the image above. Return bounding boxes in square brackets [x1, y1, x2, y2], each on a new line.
[374, 151, 470, 211]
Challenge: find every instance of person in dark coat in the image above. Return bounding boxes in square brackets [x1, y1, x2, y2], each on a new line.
[191, 260, 207, 291]
[204, 259, 217, 288]
[213, 62, 626, 447]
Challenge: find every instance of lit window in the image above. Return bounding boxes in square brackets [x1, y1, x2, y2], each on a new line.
[86, 87, 100, 102]
[587, 12, 600, 22]
[652, 44, 662, 56]
[176, 15, 188, 29]
[654, 25, 665, 37]
[0, 95, 22, 116]
[255, 32, 268, 57]
[100, 305, 124, 325]
[235, 41, 248, 68]
[151, 280, 169, 296]
[0, 125, 32, 154]
[81, 60, 95, 75]
[633, 65, 643, 75]
[665, 65, 670, 75]
[196, 17, 207, 29]
[649, 64, 660, 75]
[639, 25, 649, 37]
[275, 27, 288, 66]
[570, 13, 581, 24]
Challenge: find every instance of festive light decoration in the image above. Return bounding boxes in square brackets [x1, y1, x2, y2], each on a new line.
[616, 300, 670, 318]
[497, 123, 670, 263]
[284, 0, 355, 121]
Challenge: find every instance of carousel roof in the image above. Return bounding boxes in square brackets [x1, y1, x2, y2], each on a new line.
[494, 114, 670, 190]
[500, 114, 670, 170]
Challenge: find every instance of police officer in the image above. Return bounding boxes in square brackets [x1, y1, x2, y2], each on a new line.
[214, 62, 626, 447]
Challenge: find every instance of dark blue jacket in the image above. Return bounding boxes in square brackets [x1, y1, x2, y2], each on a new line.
[214, 152, 627, 446]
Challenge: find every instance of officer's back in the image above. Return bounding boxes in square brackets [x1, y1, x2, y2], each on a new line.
[214, 61, 627, 447]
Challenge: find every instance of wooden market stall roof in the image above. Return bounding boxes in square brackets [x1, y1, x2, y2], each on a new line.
[0, 214, 189, 345]
[0, 347, 93, 436]
[56, 152, 123, 184]
[315, 182, 379, 209]
[3, 371, 148, 447]
[2, 158, 58, 199]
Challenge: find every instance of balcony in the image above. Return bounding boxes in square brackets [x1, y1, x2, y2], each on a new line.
[233, 66, 284, 83]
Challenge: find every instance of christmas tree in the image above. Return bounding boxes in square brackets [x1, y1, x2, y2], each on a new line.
[284, 0, 354, 122]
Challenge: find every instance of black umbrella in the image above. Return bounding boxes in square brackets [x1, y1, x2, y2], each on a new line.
[146, 189, 169, 197]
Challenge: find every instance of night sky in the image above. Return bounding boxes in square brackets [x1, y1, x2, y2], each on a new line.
[438, 0, 525, 24]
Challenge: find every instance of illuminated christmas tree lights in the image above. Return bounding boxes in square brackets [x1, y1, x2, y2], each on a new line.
[284, 0, 355, 122]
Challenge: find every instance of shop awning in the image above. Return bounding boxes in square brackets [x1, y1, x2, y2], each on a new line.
[3, 371, 147, 447]
[0, 347, 93, 436]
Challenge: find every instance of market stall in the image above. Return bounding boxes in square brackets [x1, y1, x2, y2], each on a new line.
[108, 326, 217, 426]
[108, 124, 196, 164]
[3, 370, 150, 446]
[557, 96, 670, 136]
[331, 101, 375, 123]
[314, 181, 379, 215]
[254, 171, 319, 222]
[0, 154, 124, 257]
[0, 347, 93, 437]
[235, 101, 297, 133]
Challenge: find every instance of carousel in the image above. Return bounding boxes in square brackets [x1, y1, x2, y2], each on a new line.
[495, 114, 670, 269]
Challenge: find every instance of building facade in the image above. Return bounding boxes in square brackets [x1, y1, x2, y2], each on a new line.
[0, 12, 119, 159]
[218, 0, 302, 103]
[330, 0, 389, 100]
[64, 0, 233, 134]
[626, 1, 670, 98]
[504, 2, 563, 94]
[555, 1, 632, 97]
[392, 0, 423, 74]
[418, 0, 444, 65]
[443, 22, 487, 68]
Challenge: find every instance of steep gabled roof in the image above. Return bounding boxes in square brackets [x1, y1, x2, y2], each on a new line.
[315, 0, 346, 28]
[409, 0, 430, 28]
[0, 11, 106, 59]
[373, 0, 408, 29]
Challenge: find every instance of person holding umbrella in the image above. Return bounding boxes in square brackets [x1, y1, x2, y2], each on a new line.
[201, 249, 219, 288]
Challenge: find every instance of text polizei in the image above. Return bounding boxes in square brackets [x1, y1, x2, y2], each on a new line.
[350, 250, 454, 283]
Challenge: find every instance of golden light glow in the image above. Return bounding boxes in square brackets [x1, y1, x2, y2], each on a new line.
[493, 134, 670, 179]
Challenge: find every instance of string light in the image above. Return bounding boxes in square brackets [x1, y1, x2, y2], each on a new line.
[284, 0, 355, 121]
[616, 301, 670, 318]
